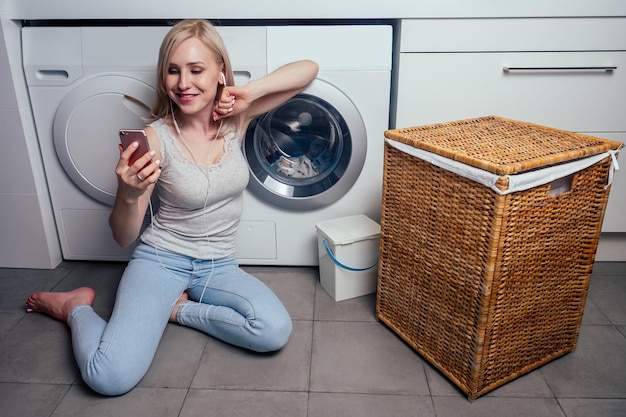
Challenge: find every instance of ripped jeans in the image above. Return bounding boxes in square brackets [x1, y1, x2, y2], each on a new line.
[67, 242, 292, 396]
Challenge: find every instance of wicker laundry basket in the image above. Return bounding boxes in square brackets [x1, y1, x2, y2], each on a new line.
[376, 116, 622, 401]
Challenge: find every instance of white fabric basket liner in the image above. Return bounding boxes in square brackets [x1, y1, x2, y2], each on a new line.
[386, 139, 621, 196]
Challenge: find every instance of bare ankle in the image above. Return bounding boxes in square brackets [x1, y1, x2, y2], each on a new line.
[169, 291, 189, 323]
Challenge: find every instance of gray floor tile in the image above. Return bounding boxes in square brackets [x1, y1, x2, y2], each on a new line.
[592, 261, 626, 276]
[243, 265, 317, 321]
[313, 281, 378, 322]
[0, 383, 69, 417]
[180, 389, 308, 417]
[559, 398, 626, 417]
[587, 275, 626, 325]
[308, 392, 436, 417]
[423, 362, 466, 397]
[310, 321, 429, 395]
[580, 297, 612, 325]
[541, 325, 626, 398]
[51, 385, 187, 417]
[0, 263, 72, 313]
[138, 323, 208, 389]
[432, 396, 566, 417]
[191, 321, 312, 391]
[0, 314, 77, 384]
[0, 312, 22, 339]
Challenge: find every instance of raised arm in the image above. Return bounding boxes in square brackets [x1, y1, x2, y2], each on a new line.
[214, 60, 319, 130]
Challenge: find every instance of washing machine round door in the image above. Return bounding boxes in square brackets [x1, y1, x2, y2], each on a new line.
[54, 75, 154, 206]
[244, 79, 366, 210]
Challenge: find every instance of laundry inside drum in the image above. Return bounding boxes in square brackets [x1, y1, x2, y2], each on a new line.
[253, 95, 345, 184]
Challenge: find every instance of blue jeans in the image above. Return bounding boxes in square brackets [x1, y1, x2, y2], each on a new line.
[66, 243, 292, 396]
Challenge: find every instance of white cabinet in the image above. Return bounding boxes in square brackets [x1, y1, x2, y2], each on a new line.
[394, 18, 626, 233]
[396, 51, 626, 133]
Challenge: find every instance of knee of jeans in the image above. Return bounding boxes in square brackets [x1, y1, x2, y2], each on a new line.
[87, 376, 142, 397]
[82, 366, 145, 396]
[252, 313, 293, 353]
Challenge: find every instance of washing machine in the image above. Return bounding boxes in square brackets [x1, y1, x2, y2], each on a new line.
[237, 25, 392, 265]
[22, 23, 392, 264]
[22, 24, 267, 260]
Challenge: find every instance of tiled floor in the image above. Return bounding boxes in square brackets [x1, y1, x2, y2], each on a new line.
[0, 261, 625, 417]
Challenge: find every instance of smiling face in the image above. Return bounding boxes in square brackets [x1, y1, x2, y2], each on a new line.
[165, 36, 223, 119]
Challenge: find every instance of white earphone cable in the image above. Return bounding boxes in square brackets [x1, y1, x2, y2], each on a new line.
[147, 102, 224, 309]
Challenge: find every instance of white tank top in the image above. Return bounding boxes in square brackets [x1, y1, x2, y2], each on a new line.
[140, 118, 249, 260]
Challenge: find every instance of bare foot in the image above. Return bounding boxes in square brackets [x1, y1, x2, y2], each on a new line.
[26, 287, 96, 322]
[170, 291, 189, 323]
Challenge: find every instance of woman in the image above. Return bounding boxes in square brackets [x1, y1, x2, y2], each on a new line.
[26, 19, 319, 396]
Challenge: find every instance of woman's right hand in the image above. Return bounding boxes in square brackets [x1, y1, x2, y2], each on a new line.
[115, 142, 161, 200]
[109, 139, 161, 248]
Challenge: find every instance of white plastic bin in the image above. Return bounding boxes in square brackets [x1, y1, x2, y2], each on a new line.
[315, 215, 381, 301]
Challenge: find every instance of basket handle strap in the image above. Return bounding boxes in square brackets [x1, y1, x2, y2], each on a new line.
[605, 149, 621, 190]
[322, 237, 378, 272]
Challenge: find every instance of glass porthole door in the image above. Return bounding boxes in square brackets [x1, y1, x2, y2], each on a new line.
[244, 79, 366, 210]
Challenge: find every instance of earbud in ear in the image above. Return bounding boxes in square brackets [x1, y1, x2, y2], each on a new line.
[220, 72, 226, 84]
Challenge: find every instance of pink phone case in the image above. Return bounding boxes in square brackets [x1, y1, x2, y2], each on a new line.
[119, 129, 150, 166]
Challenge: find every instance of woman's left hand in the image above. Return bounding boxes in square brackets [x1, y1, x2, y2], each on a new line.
[213, 87, 237, 121]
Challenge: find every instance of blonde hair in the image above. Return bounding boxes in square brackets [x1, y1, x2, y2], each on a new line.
[148, 19, 239, 133]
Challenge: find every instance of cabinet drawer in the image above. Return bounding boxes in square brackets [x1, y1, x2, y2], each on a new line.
[395, 51, 626, 132]
[401, 18, 626, 52]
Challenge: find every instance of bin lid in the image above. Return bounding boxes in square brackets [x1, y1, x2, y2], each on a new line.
[384, 116, 623, 176]
[315, 215, 380, 245]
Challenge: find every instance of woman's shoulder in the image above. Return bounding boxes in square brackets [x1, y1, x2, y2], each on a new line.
[145, 118, 173, 162]
[147, 118, 168, 135]
[223, 128, 241, 142]
[222, 120, 245, 144]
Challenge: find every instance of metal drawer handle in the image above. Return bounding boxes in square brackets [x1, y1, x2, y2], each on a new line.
[503, 66, 617, 73]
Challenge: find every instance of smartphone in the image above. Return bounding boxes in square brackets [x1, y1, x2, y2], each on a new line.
[119, 129, 150, 167]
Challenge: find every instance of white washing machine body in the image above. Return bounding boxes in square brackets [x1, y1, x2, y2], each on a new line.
[22, 25, 267, 260]
[237, 25, 392, 265]
[23, 23, 392, 265]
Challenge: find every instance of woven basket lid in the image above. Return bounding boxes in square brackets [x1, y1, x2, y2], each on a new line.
[384, 116, 623, 176]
